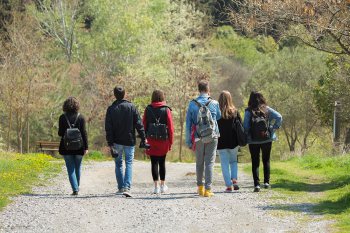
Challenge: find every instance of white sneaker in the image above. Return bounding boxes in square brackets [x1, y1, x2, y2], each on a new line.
[160, 184, 168, 193]
[153, 187, 160, 194]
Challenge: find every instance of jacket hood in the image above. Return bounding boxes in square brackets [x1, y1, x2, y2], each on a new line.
[151, 101, 166, 108]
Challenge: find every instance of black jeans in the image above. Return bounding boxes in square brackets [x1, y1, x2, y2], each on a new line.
[249, 142, 272, 187]
[150, 156, 166, 181]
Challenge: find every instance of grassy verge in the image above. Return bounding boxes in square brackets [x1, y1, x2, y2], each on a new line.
[243, 154, 350, 232]
[0, 152, 62, 209]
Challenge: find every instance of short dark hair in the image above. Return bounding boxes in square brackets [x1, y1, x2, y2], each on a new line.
[198, 80, 209, 93]
[63, 97, 80, 113]
[151, 90, 165, 103]
[114, 86, 125, 100]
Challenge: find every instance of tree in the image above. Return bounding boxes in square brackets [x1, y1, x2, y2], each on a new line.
[228, 0, 350, 55]
[246, 46, 328, 153]
[31, 0, 81, 62]
[0, 14, 51, 152]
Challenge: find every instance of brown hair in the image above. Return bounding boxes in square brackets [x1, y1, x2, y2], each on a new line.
[151, 90, 165, 103]
[114, 86, 125, 100]
[63, 97, 80, 113]
[248, 91, 267, 114]
[218, 91, 236, 119]
[198, 80, 209, 93]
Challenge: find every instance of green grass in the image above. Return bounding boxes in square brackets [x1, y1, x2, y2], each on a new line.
[0, 152, 61, 209]
[244, 154, 350, 232]
[84, 150, 111, 161]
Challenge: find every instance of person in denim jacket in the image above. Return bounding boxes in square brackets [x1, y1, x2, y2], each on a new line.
[186, 80, 221, 197]
[243, 91, 282, 192]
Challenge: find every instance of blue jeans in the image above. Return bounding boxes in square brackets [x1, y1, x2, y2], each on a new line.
[112, 144, 135, 190]
[218, 147, 239, 187]
[63, 155, 83, 192]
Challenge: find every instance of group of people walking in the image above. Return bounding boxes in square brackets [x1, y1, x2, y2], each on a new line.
[58, 79, 282, 197]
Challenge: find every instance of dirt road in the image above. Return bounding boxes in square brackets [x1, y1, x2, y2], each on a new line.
[0, 161, 331, 233]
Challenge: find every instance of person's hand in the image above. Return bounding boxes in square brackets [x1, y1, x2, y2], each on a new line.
[187, 143, 192, 149]
[84, 150, 89, 155]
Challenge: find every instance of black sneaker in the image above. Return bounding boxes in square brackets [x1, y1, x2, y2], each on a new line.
[254, 185, 261, 192]
[71, 191, 78, 196]
[263, 183, 270, 189]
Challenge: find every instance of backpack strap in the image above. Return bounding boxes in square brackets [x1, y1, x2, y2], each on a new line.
[146, 105, 169, 124]
[192, 97, 212, 107]
[72, 113, 80, 127]
[64, 113, 80, 128]
[192, 99, 203, 108]
[64, 114, 72, 129]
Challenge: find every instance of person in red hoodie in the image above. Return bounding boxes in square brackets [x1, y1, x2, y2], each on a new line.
[142, 90, 174, 194]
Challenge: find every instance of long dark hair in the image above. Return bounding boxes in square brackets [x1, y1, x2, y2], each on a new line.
[248, 91, 267, 114]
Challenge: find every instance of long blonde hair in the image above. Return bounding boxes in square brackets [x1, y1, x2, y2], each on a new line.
[218, 90, 236, 119]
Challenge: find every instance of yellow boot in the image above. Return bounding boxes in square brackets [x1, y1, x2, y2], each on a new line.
[204, 189, 214, 197]
[198, 185, 205, 196]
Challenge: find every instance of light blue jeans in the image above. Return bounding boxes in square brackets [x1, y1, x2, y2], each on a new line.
[218, 147, 239, 187]
[112, 144, 135, 190]
[63, 155, 83, 192]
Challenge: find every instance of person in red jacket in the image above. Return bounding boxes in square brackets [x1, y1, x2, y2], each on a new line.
[142, 90, 174, 194]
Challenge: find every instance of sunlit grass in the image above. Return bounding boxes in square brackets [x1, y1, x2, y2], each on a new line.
[243, 154, 350, 232]
[0, 152, 61, 209]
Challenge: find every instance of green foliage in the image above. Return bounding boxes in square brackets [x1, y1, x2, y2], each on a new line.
[85, 150, 110, 161]
[244, 154, 350, 232]
[211, 26, 264, 66]
[0, 152, 61, 209]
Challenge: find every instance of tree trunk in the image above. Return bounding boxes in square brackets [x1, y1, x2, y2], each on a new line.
[26, 116, 30, 153]
[7, 103, 13, 151]
[16, 110, 24, 154]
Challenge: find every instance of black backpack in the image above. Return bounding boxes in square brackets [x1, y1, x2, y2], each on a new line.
[250, 109, 270, 141]
[63, 113, 83, 150]
[232, 112, 247, 147]
[146, 106, 169, 140]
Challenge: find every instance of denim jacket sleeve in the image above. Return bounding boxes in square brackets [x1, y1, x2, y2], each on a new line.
[185, 102, 194, 147]
[215, 102, 221, 120]
[267, 106, 282, 130]
[243, 110, 251, 133]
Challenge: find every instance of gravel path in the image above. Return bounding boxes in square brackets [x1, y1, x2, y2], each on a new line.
[0, 161, 332, 233]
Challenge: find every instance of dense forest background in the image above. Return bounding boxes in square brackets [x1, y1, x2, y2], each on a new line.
[0, 0, 349, 161]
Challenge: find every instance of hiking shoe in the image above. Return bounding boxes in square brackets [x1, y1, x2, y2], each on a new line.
[254, 185, 261, 192]
[153, 187, 160, 194]
[71, 191, 78, 196]
[233, 184, 240, 191]
[204, 189, 214, 197]
[263, 183, 270, 189]
[198, 185, 205, 196]
[224, 187, 233, 193]
[160, 185, 168, 194]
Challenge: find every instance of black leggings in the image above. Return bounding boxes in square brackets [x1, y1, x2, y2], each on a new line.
[150, 155, 166, 181]
[249, 142, 272, 186]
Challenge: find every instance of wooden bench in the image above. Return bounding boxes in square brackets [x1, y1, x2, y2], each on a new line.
[36, 141, 60, 155]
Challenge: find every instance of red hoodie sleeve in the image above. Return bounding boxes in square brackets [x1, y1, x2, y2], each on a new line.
[142, 109, 147, 132]
[167, 108, 174, 146]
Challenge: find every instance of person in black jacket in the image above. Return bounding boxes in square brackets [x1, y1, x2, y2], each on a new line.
[217, 91, 241, 192]
[58, 97, 88, 195]
[105, 86, 146, 195]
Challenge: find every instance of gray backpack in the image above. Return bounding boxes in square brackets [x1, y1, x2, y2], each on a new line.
[192, 98, 215, 143]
